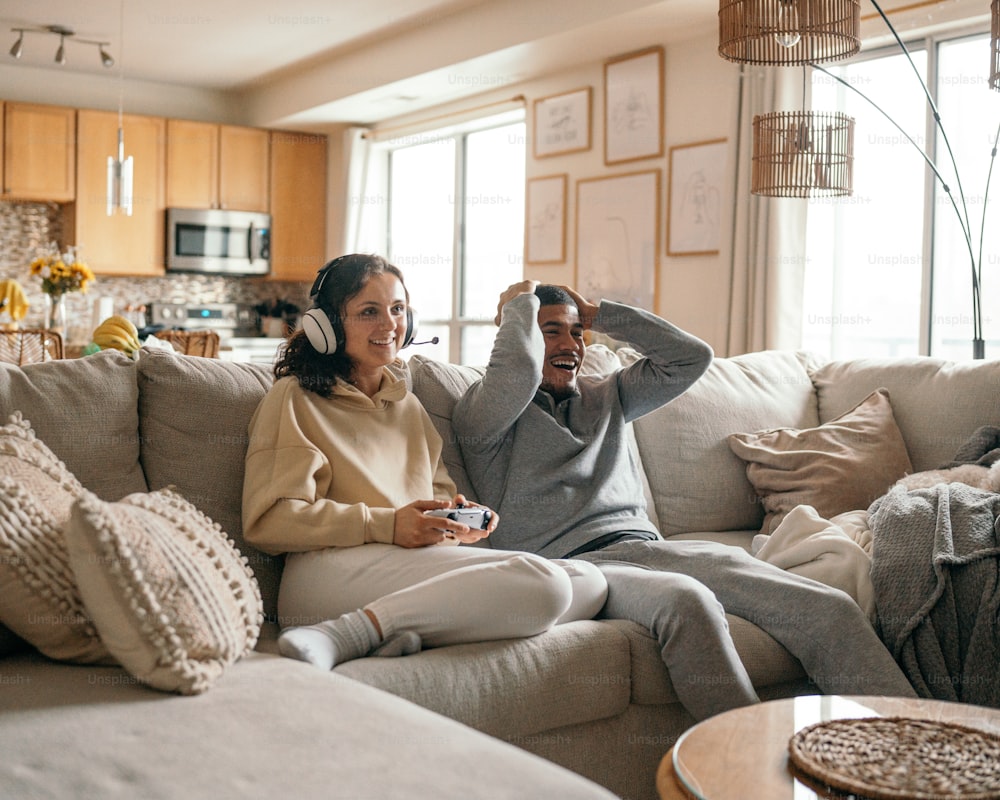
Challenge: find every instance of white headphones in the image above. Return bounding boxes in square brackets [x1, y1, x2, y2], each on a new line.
[301, 256, 419, 355]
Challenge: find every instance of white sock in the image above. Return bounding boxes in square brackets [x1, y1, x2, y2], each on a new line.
[278, 609, 380, 670]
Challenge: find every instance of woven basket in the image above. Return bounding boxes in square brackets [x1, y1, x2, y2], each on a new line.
[788, 717, 1000, 800]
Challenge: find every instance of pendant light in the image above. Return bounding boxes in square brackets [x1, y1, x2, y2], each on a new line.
[106, 0, 133, 217]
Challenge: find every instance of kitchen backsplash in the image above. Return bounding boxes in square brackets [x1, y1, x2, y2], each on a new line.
[0, 201, 312, 342]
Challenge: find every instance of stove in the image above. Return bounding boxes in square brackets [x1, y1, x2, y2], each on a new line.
[146, 302, 258, 342]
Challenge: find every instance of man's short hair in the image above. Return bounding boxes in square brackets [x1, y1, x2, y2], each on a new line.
[534, 284, 576, 308]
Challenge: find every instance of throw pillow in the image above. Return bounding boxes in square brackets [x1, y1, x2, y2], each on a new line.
[65, 487, 264, 695]
[0, 412, 113, 663]
[135, 348, 280, 622]
[728, 388, 913, 534]
[0, 350, 146, 501]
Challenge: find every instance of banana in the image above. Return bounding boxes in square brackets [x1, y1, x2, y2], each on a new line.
[100, 315, 139, 338]
[93, 315, 141, 353]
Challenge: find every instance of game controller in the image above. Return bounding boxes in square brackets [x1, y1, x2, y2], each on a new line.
[426, 505, 493, 530]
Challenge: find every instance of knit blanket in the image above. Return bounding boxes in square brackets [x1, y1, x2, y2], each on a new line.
[868, 483, 1000, 708]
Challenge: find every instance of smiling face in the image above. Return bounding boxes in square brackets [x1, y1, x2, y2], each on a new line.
[341, 272, 408, 383]
[537, 302, 584, 402]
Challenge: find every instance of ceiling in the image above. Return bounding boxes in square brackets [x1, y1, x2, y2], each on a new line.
[1, 0, 989, 129]
[1, 0, 717, 127]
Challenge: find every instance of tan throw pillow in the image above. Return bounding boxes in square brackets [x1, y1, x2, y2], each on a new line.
[0, 412, 113, 663]
[728, 388, 913, 534]
[65, 487, 264, 695]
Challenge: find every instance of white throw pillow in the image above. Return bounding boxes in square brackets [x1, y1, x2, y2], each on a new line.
[65, 487, 263, 695]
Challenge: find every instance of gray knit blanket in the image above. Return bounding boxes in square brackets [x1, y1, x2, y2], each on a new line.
[868, 483, 1000, 708]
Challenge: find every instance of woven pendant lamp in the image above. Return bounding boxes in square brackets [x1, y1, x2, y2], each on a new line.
[752, 111, 854, 196]
[719, 0, 861, 65]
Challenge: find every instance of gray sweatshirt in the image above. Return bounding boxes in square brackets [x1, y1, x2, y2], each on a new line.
[452, 294, 713, 558]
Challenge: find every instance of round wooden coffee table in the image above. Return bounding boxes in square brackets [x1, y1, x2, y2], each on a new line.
[656, 695, 1000, 799]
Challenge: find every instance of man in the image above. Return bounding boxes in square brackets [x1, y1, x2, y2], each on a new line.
[453, 280, 916, 721]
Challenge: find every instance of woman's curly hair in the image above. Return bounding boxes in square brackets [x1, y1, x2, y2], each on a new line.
[274, 254, 407, 398]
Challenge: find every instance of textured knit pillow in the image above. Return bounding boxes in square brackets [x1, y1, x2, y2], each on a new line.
[728, 388, 913, 534]
[64, 487, 263, 695]
[0, 412, 113, 663]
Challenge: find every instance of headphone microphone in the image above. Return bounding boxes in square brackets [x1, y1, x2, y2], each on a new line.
[410, 336, 440, 346]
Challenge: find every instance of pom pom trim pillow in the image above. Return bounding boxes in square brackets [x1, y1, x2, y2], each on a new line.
[65, 487, 263, 695]
[727, 388, 913, 534]
[0, 413, 112, 663]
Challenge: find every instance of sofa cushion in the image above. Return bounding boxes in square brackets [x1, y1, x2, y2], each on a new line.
[334, 619, 632, 739]
[728, 388, 913, 533]
[0, 413, 112, 664]
[634, 350, 820, 536]
[135, 349, 280, 620]
[0, 349, 145, 501]
[65, 487, 263, 695]
[810, 356, 1000, 471]
[0, 651, 616, 800]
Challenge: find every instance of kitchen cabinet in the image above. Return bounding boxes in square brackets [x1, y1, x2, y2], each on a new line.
[268, 129, 328, 281]
[2, 102, 76, 201]
[71, 109, 166, 276]
[165, 120, 270, 212]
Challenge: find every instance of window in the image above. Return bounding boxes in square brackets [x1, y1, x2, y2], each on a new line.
[370, 111, 525, 365]
[802, 29, 997, 360]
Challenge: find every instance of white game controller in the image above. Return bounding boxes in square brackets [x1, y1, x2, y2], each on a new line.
[426, 505, 493, 530]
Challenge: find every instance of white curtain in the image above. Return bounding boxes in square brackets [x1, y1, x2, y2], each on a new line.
[727, 65, 809, 356]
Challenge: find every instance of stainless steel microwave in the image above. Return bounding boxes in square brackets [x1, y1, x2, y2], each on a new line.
[166, 208, 271, 276]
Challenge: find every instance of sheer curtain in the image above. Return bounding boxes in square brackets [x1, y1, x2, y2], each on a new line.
[727, 65, 809, 356]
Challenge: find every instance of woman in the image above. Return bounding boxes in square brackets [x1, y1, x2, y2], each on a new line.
[242, 254, 607, 669]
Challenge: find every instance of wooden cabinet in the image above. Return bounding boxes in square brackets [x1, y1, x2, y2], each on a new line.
[268, 130, 328, 281]
[166, 120, 269, 212]
[2, 102, 76, 201]
[164, 119, 218, 209]
[72, 109, 165, 276]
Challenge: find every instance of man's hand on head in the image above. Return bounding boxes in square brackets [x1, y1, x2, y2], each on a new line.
[557, 285, 599, 330]
[495, 280, 540, 326]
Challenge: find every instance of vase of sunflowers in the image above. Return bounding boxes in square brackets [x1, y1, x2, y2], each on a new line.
[30, 245, 95, 333]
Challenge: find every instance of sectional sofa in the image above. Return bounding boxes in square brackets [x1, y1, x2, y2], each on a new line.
[1, 343, 996, 800]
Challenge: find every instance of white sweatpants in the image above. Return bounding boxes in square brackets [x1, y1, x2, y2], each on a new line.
[278, 544, 608, 648]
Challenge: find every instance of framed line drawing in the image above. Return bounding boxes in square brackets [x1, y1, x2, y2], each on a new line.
[603, 46, 664, 165]
[667, 138, 728, 256]
[575, 169, 661, 310]
[526, 174, 568, 264]
[532, 87, 592, 158]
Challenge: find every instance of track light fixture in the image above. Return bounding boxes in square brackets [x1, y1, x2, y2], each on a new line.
[8, 25, 114, 68]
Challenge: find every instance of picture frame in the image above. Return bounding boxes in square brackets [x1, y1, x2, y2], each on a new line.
[667, 138, 728, 256]
[525, 174, 568, 264]
[532, 87, 592, 159]
[603, 46, 664, 166]
[575, 169, 661, 310]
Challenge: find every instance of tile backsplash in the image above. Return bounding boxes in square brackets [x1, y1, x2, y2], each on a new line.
[0, 201, 312, 344]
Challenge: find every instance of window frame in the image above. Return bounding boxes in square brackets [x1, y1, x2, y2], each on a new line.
[382, 110, 526, 365]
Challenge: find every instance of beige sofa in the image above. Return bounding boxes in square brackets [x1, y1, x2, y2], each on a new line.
[1, 345, 997, 800]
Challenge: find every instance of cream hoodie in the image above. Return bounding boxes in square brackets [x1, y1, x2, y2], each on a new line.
[242, 365, 456, 555]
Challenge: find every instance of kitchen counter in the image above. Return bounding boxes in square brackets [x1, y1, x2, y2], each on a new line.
[220, 336, 285, 365]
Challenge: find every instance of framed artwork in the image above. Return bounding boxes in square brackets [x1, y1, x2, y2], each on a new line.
[575, 169, 661, 310]
[667, 138, 728, 256]
[603, 46, 664, 165]
[532, 87, 592, 158]
[525, 174, 568, 264]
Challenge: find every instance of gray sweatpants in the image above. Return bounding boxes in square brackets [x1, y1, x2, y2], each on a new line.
[576, 538, 917, 721]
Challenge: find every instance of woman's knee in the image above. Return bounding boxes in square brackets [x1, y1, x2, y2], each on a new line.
[554, 559, 608, 623]
[502, 554, 574, 632]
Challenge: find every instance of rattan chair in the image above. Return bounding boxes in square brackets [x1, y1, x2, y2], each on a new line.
[0, 328, 64, 365]
[153, 329, 221, 358]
